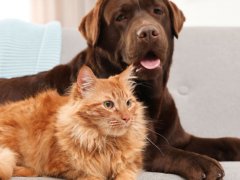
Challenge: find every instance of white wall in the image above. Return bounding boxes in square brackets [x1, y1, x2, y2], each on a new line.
[80, 0, 240, 27]
[0, 0, 239, 27]
[0, 0, 30, 21]
[173, 0, 240, 27]
[81, 0, 240, 27]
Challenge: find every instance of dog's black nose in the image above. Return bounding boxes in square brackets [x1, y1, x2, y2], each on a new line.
[137, 25, 159, 40]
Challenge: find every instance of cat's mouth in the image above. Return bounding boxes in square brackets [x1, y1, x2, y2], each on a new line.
[106, 120, 131, 136]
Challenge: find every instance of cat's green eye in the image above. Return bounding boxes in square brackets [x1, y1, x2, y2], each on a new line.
[126, 99, 132, 108]
[103, 101, 114, 109]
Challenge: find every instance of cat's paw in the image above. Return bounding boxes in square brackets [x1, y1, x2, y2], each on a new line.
[76, 176, 103, 180]
[13, 166, 37, 177]
[115, 173, 137, 180]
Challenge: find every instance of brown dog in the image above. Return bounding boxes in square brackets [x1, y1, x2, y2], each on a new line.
[0, 0, 240, 179]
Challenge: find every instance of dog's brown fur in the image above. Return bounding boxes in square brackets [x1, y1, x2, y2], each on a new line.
[0, 0, 240, 179]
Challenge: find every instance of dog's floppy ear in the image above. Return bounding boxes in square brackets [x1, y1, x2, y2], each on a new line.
[168, 1, 185, 38]
[79, 0, 105, 46]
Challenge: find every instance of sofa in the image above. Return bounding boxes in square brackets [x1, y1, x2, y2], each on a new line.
[12, 27, 240, 179]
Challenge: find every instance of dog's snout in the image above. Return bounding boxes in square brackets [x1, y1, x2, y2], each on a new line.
[137, 25, 159, 40]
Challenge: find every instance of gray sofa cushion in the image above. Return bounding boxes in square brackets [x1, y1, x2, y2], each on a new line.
[170, 27, 240, 138]
[11, 162, 240, 180]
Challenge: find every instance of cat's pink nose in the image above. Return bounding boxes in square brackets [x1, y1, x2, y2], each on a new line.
[121, 114, 130, 122]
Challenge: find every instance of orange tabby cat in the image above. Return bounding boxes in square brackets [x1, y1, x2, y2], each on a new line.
[0, 65, 147, 180]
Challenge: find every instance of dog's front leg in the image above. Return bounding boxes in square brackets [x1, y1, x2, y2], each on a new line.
[183, 136, 240, 161]
[144, 144, 225, 180]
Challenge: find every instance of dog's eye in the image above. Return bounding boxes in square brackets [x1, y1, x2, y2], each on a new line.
[116, 14, 127, 22]
[153, 8, 164, 15]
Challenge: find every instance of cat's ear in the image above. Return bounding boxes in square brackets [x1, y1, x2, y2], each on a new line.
[77, 66, 96, 96]
[119, 65, 136, 88]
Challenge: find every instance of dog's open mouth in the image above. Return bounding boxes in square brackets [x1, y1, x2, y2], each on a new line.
[138, 52, 161, 70]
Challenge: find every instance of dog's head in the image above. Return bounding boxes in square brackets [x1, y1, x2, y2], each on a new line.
[79, 0, 185, 81]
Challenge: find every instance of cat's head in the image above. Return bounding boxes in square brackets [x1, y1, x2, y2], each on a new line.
[73, 65, 145, 137]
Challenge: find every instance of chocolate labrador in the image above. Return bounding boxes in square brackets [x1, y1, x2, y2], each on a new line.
[0, 0, 240, 179]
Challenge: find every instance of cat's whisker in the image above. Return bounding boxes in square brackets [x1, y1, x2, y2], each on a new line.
[109, 122, 122, 125]
[145, 137, 164, 156]
[130, 125, 166, 156]
[109, 120, 119, 124]
[130, 125, 165, 156]
[108, 120, 126, 128]
[109, 123, 124, 127]
[131, 122, 170, 145]
[145, 127, 170, 145]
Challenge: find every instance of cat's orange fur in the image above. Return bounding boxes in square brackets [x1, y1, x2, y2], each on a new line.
[0, 66, 147, 180]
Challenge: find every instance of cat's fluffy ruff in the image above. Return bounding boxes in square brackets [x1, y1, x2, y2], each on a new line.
[0, 66, 147, 180]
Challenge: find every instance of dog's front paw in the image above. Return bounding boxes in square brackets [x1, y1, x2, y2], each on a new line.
[184, 154, 224, 180]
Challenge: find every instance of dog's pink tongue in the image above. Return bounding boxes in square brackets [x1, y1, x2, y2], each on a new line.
[140, 59, 161, 69]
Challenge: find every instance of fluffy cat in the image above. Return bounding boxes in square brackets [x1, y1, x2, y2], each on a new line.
[0, 66, 147, 180]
